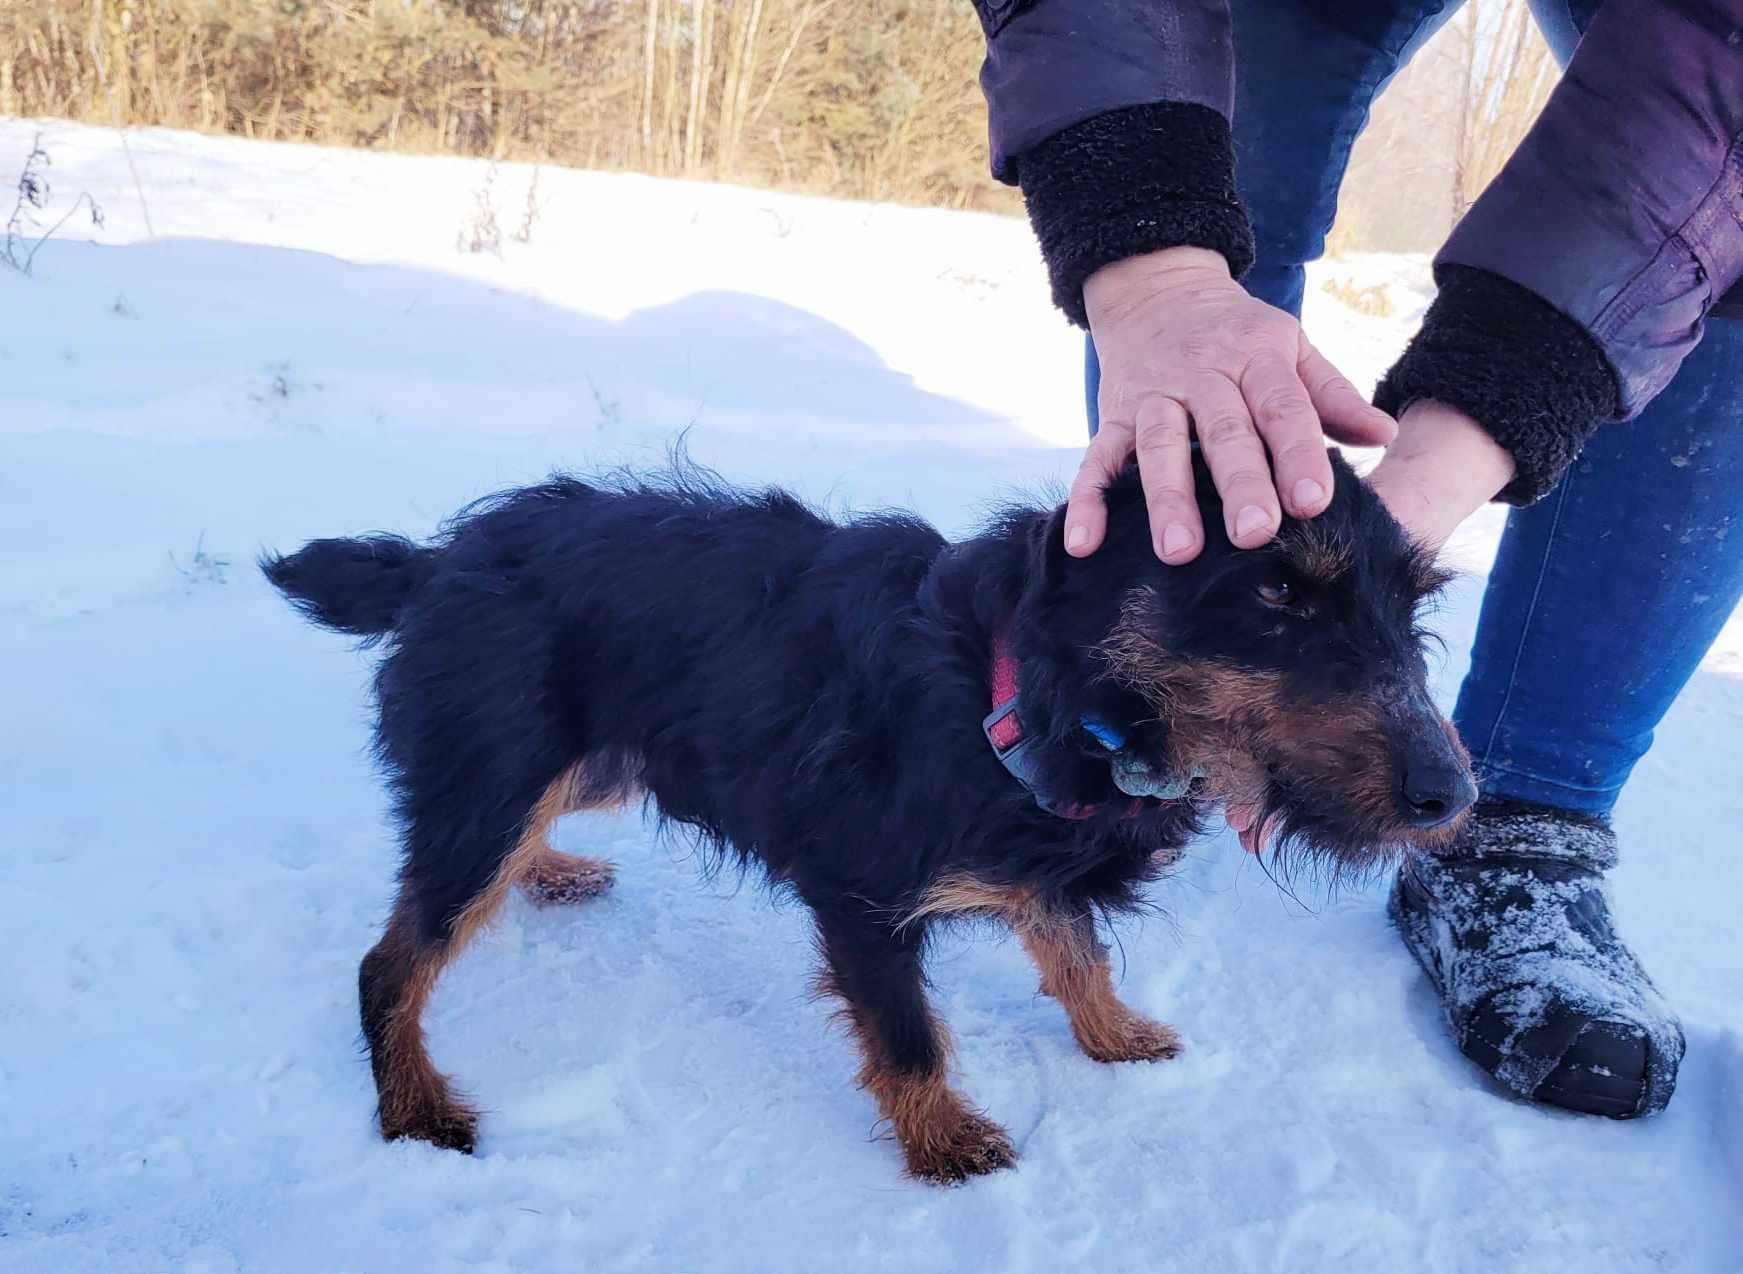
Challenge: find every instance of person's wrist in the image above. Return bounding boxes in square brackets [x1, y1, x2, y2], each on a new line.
[1084, 247, 1232, 322]
[1367, 399, 1516, 548]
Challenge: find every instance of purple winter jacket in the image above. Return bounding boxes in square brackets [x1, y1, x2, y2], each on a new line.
[976, 0, 1743, 503]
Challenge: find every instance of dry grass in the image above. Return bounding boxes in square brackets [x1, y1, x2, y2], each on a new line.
[4, 0, 1555, 229]
[3, 0, 1014, 210]
[1319, 277, 1395, 318]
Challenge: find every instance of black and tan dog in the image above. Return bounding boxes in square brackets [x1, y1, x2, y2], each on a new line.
[263, 450, 1475, 1183]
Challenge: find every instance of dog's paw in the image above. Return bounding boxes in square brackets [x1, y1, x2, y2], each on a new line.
[521, 851, 616, 906]
[383, 1111, 479, 1154]
[381, 1102, 480, 1154]
[903, 1112, 1018, 1185]
[1080, 1015, 1182, 1064]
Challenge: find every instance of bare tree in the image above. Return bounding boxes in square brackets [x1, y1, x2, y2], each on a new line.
[1454, 0, 1558, 216]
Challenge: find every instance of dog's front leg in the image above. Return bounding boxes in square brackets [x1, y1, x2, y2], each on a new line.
[812, 905, 1015, 1184]
[1022, 912, 1182, 1064]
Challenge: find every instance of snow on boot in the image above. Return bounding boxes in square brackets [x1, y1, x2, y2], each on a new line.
[1389, 799, 1684, 1117]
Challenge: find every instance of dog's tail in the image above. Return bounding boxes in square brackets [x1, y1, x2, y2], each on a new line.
[260, 535, 436, 638]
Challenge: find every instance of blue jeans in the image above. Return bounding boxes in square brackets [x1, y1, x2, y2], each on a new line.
[1084, 0, 1743, 818]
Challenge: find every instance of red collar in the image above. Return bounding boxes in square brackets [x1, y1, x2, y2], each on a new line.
[985, 634, 1141, 821]
[986, 634, 1026, 751]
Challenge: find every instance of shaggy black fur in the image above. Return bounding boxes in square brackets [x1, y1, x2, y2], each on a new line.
[263, 448, 1474, 1182]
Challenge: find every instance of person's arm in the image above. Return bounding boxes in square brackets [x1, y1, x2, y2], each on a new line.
[976, 0, 1247, 310]
[1374, 0, 1743, 517]
[973, 0, 1396, 562]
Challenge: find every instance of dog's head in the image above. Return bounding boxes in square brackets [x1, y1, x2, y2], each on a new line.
[1043, 450, 1475, 870]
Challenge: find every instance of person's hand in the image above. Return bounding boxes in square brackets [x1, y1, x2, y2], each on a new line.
[1365, 399, 1516, 550]
[1068, 246, 1399, 563]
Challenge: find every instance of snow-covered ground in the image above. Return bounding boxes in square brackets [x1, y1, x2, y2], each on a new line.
[2, 120, 1740, 1274]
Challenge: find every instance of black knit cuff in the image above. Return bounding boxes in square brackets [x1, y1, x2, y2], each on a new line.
[1374, 266, 1622, 505]
[1016, 103, 1255, 328]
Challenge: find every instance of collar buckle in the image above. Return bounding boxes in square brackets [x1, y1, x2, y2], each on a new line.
[983, 697, 1094, 820]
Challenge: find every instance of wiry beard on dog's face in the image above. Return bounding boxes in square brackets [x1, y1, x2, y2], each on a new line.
[1089, 457, 1476, 878]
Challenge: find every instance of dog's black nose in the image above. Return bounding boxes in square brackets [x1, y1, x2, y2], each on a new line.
[1401, 760, 1478, 829]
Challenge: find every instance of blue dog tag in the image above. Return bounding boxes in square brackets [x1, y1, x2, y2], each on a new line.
[1081, 715, 1200, 800]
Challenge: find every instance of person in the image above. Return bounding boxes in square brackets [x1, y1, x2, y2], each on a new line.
[970, 0, 1743, 1118]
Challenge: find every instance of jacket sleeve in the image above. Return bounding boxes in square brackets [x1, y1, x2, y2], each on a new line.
[974, 0, 1253, 326]
[1375, 0, 1743, 505]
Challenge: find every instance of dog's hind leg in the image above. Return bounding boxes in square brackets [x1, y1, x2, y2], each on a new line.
[520, 848, 616, 906]
[812, 905, 1016, 1184]
[358, 899, 478, 1152]
[359, 764, 588, 1152]
[1020, 912, 1180, 1064]
[516, 766, 628, 906]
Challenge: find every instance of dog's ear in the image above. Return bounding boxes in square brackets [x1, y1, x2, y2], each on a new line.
[1027, 505, 1073, 596]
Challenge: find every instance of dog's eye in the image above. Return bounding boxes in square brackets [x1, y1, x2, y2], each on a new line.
[1255, 580, 1296, 609]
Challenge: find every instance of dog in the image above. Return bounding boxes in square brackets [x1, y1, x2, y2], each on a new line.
[263, 449, 1476, 1183]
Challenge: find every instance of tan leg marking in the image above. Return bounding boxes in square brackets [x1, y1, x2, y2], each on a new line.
[860, 1059, 1016, 1184]
[515, 759, 630, 904]
[825, 993, 1015, 1185]
[908, 876, 1181, 1066]
[1022, 914, 1181, 1063]
[362, 903, 481, 1151]
[520, 848, 616, 905]
[363, 761, 619, 1150]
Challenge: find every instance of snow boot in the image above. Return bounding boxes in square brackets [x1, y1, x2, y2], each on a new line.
[1389, 799, 1684, 1117]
